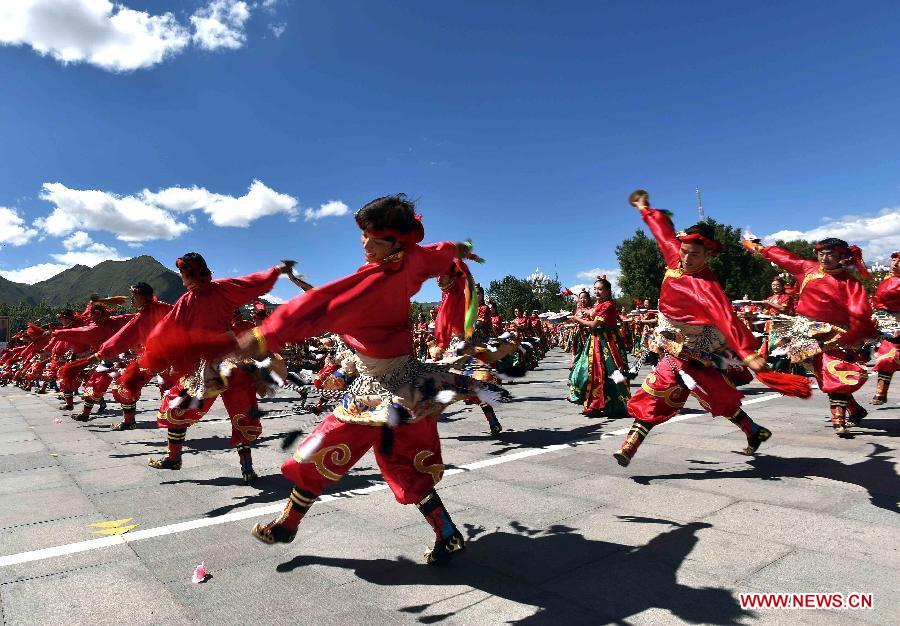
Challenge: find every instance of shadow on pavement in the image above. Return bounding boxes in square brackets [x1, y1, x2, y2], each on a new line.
[159, 470, 388, 517]
[107, 432, 290, 458]
[275, 517, 750, 624]
[446, 423, 607, 456]
[631, 442, 899, 514]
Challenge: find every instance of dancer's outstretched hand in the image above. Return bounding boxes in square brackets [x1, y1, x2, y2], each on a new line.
[456, 240, 485, 263]
[745, 354, 767, 372]
[278, 260, 296, 275]
[629, 190, 649, 211]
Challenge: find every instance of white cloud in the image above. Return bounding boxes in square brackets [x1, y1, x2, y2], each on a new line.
[191, 0, 251, 51]
[0, 0, 190, 72]
[566, 283, 593, 296]
[30, 180, 333, 245]
[143, 180, 299, 227]
[0, 207, 38, 246]
[62, 230, 92, 250]
[304, 200, 349, 221]
[51, 246, 125, 266]
[260, 293, 284, 304]
[53, 231, 125, 265]
[575, 267, 622, 295]
[37, 182, 190, 242]
[0, 263, 70, 284]
[269, 22, 287, 38]
[764, 207, 900, 261]
[1, 230, 127, 284]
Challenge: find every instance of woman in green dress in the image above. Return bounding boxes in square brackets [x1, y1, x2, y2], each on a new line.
[567, 277, 631, 417]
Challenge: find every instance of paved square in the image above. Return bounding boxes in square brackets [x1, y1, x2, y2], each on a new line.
[0, 351, 897, 624]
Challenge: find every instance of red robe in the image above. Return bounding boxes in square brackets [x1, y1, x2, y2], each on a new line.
[52, 316, 133, 353]
[760, 246, 875, 345]
[642, 208, 759, 360]
[260, 244, 458, 358]
[97, 300, 174, 359]
[873, 275, 900, 312]
[872, 275, 900, 374]
[434, 270, 467, 349]
[145, 268, 281, 376]
[764, 293, 795, 315]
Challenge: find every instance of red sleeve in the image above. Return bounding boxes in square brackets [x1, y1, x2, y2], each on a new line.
[697, 276, 761, 360]
[52, 324, 103, 346]
[214, 267, 281, 309]
[640, 208, 680, 267]
[594, 301, 617, 326]
[260, 267, 383, 353]
[873, 277, 900, 311]
[759, 246, 817, 279]
[97, 315, 147, 358]
[409, 242, 459, 286]
[840, 279, 877, 345]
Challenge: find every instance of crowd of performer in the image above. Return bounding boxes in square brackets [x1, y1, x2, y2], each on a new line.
[0, 190, 897, 566]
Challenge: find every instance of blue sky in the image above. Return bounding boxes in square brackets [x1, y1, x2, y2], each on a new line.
[1, 0, 899, 303]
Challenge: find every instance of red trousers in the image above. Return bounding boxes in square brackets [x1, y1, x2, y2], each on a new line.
[627, 354, 744, 425]
[281, 414, 444, 505]
[812, 351, 868, 395]
[156, 368, 261, 446]
[872, 340, 900, 374]
[83, 370, 113, 401]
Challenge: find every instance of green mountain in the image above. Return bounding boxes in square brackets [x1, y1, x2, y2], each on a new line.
[0, 276, 41, 306]
[0, 256, 186, 307]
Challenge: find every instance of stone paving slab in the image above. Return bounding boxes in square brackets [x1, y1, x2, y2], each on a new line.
[0, 350, 897, 624]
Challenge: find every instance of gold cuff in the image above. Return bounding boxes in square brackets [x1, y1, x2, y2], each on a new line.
[251, 327, 268, 355]
[742, 352, 759, 363]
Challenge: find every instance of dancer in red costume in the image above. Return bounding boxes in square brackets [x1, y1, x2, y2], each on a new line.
[53, 304, 132, 420]
[86, 283, 173, 430]
[762, 277, 796, 315]
[614, 190, 810, 467]
[135, 253, 288, 483]
[870, 252, 900, 405]
[742, 233, 876, 435]
[236, 194, 492, 565]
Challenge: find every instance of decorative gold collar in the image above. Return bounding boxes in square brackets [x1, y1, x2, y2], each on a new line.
[380, 250, 404, 265]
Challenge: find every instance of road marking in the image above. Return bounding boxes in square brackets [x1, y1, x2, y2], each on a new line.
[0, 393, 783, 568]
[87, 518, 139, 535]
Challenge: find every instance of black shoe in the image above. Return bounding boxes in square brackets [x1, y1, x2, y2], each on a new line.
[148, 457, 182, 470]
[71, 412, 91, 422]
[242, 469, 259, 485]
[742, 426, 772, 455]
[846, 408, 868, 428]
[96, 400, 108, 414]
[251, 521, 296, 544]
[111, 421, 135, 431]
[424, 529, 466, 566]
[489, 420, 503, 437]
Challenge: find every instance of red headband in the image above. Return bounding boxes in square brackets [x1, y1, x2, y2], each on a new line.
[176, 257, 212, 281]
[676, 231, 723, 254]
[814, 242, 848, 252]
[365, 214, 425, 247]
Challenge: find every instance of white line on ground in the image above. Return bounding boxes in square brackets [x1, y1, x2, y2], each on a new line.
[0, 393, 782, 568]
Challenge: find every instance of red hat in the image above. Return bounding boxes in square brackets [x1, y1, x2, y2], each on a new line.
[364, 214, 425, 247]
[676, 230, 723, 254]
